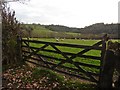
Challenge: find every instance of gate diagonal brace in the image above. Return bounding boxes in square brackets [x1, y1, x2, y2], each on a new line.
[23, 41, 50, 68]
[23, 41, 31, 49]
[68, 41, 102, 62]
[22, 41, 30, 56]
[36, 54, 50, 68]
[30, 49, 50, 68]
[75, 63, 98, 83]
[23, 42, 49, 61]
[50, 44, 70, 69]
[51, 41, 102, 69]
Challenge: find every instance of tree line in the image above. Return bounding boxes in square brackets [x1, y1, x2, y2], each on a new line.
[21, 23, 119, 39]
[44, 23, 119, 35]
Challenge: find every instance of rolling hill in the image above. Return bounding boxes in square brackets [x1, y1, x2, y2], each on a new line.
[21, 23, 119, 39]
[21, 24, 79, 38]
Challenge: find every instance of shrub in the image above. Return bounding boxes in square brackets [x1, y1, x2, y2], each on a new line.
[2, 4, 21, 65]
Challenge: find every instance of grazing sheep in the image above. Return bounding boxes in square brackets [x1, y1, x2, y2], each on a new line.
[81, 39, 85, 41]
[56, 39, 59, 42]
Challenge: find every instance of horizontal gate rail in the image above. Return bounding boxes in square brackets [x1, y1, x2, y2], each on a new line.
[22, 51, 100, 69]
[24, 55, 99, 76]
[22, 39, 102, 50]
[24, 58, 99, 83]
[25, 59, 98, 82]
[22, 46, 101, 60]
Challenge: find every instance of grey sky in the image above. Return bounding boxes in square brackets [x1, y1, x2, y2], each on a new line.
[9, 0, 119, 28]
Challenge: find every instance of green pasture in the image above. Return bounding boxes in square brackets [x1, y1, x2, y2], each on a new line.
[30, 38, 100, 45]
[23, 38, 102, 73]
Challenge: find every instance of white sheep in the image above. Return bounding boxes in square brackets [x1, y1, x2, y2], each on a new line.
[56, 39, 59, 42]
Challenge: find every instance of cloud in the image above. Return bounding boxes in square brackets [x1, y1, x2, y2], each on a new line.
[9, 0, 119, 27]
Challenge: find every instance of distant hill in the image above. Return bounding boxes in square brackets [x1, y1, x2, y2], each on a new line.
[43, 23, 119, 39]
[44, 23, 118, 34]
[44, 24, 80, 33]
[21, 23, 119, 39]
[80, 23, 118, 34]
[21, 24, 79, 38]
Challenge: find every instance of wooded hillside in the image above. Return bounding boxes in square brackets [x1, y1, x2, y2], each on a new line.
[44, 23, 118, 34]
[21, 23, 119, 39]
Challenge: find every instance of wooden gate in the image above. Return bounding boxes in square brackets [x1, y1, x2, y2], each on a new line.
[19, 35, 108, 84]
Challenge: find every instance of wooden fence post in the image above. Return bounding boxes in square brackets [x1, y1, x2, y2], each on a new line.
[101, 35, 107, 68]
[99, 34, 108, 83]
[99, 50, 115, 88]
[16, 35, 22, 62]
[98, 34, 109, 87]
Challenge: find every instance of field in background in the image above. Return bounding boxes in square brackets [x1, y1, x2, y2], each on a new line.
[29, 38, 100, 45]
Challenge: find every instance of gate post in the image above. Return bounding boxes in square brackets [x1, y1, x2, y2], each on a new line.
[16, 35, 22, 62]
[98, 34, 109, 88]
[100, 34, 108, 70]
[98, 34, 117, 88]
[99, 34, 108, 83]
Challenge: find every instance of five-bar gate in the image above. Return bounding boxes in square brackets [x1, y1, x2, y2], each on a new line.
[19, 36, 108, 84]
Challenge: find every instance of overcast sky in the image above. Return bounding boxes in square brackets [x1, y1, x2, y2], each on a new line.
[8, 0, 119, 28]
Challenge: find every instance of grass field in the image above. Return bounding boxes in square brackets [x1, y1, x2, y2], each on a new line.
[24, 38, 102, 73]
